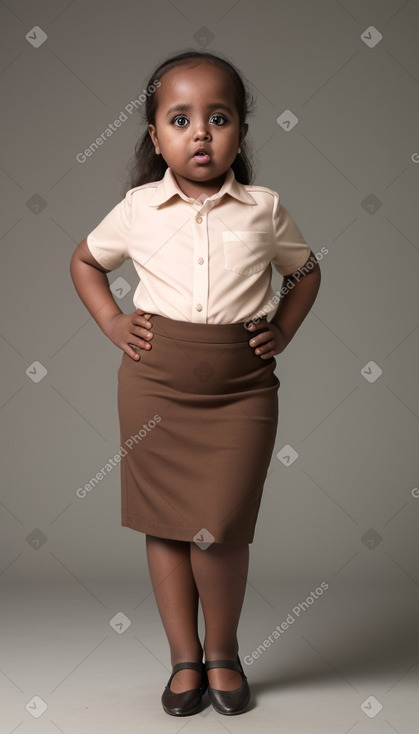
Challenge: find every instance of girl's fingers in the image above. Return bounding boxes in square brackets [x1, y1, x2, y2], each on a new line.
[127, 337, 151, 359]
[128, 326, 153, 350]
[134, 316, 152, 327]
[250, 334, 275, 356]
[131, 337, 152, 350]
[127, 344, 141, 360]
[249, 332, 269, 349]
[134, 327, 153, 344]
[136, 309, 152, 323]
[130, 314, 153, 339]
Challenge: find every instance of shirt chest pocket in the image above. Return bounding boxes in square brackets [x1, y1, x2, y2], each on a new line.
[222, 231, 271, 276]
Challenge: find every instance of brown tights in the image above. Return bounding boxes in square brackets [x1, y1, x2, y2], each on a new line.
[145, 534, 249, 692]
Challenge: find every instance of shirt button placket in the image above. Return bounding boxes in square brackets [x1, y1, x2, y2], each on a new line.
[192, 208, 209, 322]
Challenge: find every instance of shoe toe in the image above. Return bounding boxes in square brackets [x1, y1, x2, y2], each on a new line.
[161, 684, 206, 716]
[208, 678, 250, 715]
[161, 661, 207, 716]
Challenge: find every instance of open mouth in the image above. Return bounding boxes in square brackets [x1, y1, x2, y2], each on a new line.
[194, 151, 211, 164]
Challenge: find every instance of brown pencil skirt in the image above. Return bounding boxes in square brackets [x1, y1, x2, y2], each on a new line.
[117, 314, 280, 545]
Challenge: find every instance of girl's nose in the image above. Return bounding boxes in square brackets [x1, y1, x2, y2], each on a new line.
[193, 120, 211, 139]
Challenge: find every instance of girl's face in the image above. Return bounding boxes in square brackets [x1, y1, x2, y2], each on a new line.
[148, 61, 248, 198]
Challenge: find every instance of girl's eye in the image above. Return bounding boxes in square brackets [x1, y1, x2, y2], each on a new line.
[173, 115, 188, 127]
[210, 114, 227, 125]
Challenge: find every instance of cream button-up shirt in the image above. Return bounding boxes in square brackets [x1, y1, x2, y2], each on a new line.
[86, 166, 312, 324]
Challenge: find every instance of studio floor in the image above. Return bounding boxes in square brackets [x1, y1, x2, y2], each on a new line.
[1, 579, 418, 733]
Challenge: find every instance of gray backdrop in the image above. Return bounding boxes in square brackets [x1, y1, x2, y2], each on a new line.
[1, 1, 418, 590]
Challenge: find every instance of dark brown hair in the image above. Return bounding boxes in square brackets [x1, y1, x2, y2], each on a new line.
[122, 49, 257, 196]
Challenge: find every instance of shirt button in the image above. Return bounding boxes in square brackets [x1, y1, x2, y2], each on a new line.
[196, 303, 202, 311]
[196, 216, 203, 223]
[198, 257, 204, 264]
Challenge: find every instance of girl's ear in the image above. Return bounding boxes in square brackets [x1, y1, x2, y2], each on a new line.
[148, 124, 160, 155]
[239, 122, 249, 148]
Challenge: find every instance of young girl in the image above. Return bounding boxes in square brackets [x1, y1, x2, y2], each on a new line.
[70, 50, 321, 717]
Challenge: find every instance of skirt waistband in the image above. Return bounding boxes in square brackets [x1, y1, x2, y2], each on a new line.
[148, 314, 269, 344]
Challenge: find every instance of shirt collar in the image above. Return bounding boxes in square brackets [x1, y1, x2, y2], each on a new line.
[147, 166, 257, 208]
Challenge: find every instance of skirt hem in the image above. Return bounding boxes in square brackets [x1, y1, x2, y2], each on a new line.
[121, 513, 256, 545]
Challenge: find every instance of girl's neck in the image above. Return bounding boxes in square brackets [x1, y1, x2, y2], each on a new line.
[171, 170, 227, 201]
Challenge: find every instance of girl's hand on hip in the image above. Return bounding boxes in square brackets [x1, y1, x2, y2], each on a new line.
[247, 321, 287, 359]
[106, 309, 154, 361]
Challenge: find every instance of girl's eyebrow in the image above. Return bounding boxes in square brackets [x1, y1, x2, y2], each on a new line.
[165, 103, 233, 117]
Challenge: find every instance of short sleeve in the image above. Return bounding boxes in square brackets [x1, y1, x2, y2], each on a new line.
[271, 193, 311, 276]
[86, 189, 133, 271]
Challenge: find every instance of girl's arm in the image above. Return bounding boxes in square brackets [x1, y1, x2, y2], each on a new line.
[270, 252, 321, 347]
[247, 251, 321, 359]
[69, 238, 153, 361]
[70, 238, 122, 332]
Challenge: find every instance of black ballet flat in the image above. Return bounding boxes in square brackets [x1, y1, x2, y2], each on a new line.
[205, 655, 250, 715]
[161, 661, 208, 716]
